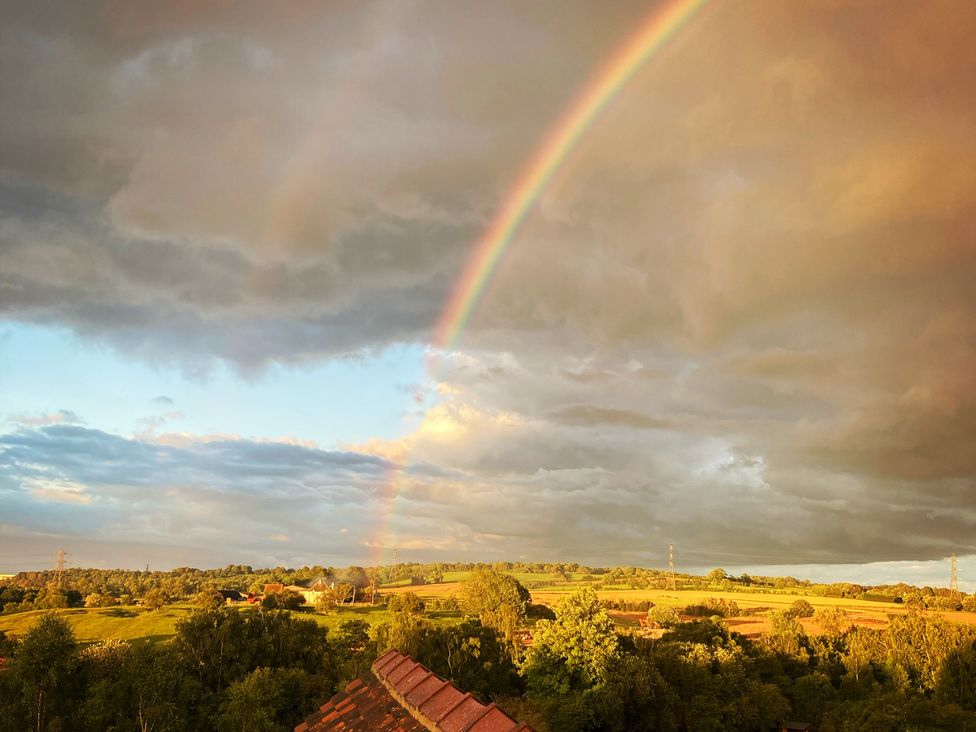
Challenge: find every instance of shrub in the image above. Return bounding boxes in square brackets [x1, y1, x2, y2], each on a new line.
[387, 592, 425, 615]
[528, 603, 556, 620]
[927, 595, 961, 611]
[646, 605, 680, 629]
[193, 589, 225, 611]
[786, 599, 815, 619]
[684, 598, 740, 618]
[813, 607, 850, 636]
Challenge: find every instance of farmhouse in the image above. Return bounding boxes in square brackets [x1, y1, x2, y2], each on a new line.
[295, 649, 533, 731]
[295, 580, 332, 606]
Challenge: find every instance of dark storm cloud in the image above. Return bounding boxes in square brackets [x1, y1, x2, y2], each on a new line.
[1, 0, 974, 569]
[0, 178, 455, 370]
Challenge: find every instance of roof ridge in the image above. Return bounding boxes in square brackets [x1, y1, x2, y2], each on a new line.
[298, 651, 533, 731]
[459, 701, 498, 731]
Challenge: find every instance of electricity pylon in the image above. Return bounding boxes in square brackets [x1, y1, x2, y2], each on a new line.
[54, 548, 67, 589]
[667, 544, 676, 590]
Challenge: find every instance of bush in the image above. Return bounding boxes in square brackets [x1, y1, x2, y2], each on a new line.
[262, 589, 303, 611]
[927, 595, 961, 611]
[646, 606, 680, 629]
[84, 593, 115, 608]
[387, 592, 425, 615]
[812, 607, 850, 636]
[528, 603, 556, 620]
[684, 598, 740, 618]
[786, 599, 815, 619]
[193, 589, 226, 611]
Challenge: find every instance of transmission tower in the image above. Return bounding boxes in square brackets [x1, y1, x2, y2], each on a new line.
[390, 547, 398, 583]
[667, 544, 676, 590]
[54, 548, 67, 589]
[951, 553, 959, 598]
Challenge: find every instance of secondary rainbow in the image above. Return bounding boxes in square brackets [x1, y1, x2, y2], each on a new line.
[432, 0, 708, 352]
[374, 0, 708, 562]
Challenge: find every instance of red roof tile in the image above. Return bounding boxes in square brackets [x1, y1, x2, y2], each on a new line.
[296, 651, 532, 732]
[372, 650, 532, 732]
[295, 673, 426, 731]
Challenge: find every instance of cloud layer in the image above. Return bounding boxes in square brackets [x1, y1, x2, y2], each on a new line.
[1, 1, 974, 572]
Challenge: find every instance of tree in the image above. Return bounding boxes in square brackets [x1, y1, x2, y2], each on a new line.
[263, 589, 303, 611]
[813, 607, 850, 637]
[142, 588, 169, 611]
[707, 568, 728, 584]
[458, 569, 529, 647]
[522, 587, 620, 695]
[194, 589, 226, 611]
[314, 592, 337, 614]
[786, 598, 815, 619]
[387, 592, 425, 616]
[10, 613, 80, 731]
[937, 641, 976, 710]
[647, 605, 680, 629]
[217, 667, 319, 732]
[83, 593, 113, 608]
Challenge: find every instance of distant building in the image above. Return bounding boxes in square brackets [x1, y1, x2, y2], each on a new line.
[295, 649, 533, 731]
[263, 583, 285, 595]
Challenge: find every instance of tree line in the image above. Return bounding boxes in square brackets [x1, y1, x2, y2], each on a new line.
[6, 562, 974, 616]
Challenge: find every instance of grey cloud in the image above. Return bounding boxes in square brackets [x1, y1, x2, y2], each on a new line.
[0, 178, 456, 371]
[1, 1, 974, 572]
[0, 425, 397, 565]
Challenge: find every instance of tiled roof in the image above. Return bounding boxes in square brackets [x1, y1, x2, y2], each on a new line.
[295, 674, 425, 732]
[295, 650, 533, 732]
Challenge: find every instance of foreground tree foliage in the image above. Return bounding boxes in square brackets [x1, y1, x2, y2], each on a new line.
[0, 609, 338, 732]
[523, 587, 620, 694]
[6, 592, 976, 731]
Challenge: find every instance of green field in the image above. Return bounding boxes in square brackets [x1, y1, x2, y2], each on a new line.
[0, 602, 464, 644]
[5, 571, 974, 645]
[0, 605, 198, 644]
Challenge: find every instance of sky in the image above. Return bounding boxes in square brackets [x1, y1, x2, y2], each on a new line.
[1, 1, 974, 589]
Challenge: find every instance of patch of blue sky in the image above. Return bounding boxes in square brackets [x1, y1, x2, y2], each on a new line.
[0, 323, 430, 447]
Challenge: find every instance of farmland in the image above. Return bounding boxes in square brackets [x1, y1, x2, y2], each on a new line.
[5, 567, 976, 647]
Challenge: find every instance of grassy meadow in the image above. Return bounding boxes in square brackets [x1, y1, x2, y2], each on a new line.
[0, 605, 198, 644]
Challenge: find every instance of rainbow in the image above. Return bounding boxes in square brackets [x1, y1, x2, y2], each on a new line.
[375, 0, 708, 562]
[432, 0, 709, 352]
